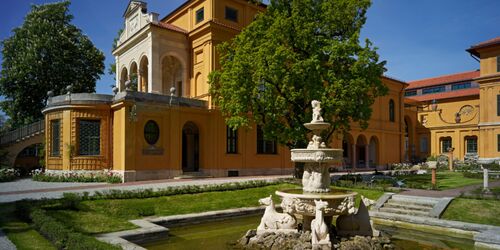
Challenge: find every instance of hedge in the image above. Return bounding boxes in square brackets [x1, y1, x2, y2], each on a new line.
[29, 208, 120, 250]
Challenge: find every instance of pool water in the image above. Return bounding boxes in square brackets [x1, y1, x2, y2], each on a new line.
[141, 215, 475, 250]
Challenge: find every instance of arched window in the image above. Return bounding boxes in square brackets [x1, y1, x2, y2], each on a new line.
[389, 99, 395, 122]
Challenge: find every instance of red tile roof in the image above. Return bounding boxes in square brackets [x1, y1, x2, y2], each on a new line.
[467, 37, 500, 57]
[151, 22, 188, 34]
[407, 70, 479, 90]
[406, 88, 479, 102]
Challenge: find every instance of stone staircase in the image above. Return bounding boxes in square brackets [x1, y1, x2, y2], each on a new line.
[372, 193, 453, 218]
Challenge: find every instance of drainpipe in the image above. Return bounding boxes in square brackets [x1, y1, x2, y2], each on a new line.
[400, 88, 404, 163]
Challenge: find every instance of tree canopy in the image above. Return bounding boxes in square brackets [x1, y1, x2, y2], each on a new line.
[209, 0, 387, 149]
[0, 1, 105, 128]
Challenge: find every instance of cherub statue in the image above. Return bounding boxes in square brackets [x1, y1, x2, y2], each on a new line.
[311, 100, 324, 123]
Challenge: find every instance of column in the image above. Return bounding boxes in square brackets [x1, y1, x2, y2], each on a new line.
[352, 144, 357, 171]
[365, 144, 370, 168]
[483, 168, 489, 192]
[138, 69, 143, 92]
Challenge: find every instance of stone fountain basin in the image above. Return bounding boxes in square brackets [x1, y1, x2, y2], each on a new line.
[276, 188, 357, 217]
[290, 148, 343, 163]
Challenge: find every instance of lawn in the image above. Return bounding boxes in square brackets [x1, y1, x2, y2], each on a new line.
[401, 171, 483, 190]
[0, 204, 55, 250]
[442, 198, 500, 226]
[47, 184, 385, 234]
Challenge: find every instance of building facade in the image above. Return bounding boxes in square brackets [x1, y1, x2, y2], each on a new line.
[42, 0, 500, 182]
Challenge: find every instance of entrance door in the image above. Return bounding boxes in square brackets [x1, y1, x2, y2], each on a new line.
[182, 122, 199, 172]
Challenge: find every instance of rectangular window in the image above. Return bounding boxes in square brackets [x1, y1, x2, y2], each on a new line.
[466, 137, 477, 153]
[497, 56, 500, 72]
[257, 126, 277, 154]
[441, 138, 452, 153]
[498, 134, 500, 152]
[225, 6, 238, 22]
[451, 82, 472, 91]
[404, 90, 417, 97]
[422, 86, 446, 95]
[50, 120, 60, 157]
[497, 95, 500, 116]
[79, 120, 100, 156]
[420, 136, 428, 153]
[226, 126, 238, 154]
[195, 8, 204, 24]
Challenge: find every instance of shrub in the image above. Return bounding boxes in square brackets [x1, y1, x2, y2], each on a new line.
[0, 168, 20, 182]
[62, 180, 283, 201]
[32, 169, 122, 183]
[30, 208, 120, 250]
[427, 155, 437, 161]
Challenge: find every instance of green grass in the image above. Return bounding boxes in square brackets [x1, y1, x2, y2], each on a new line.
[0, 181, 387, 249]
[48, 183, 386, 235]
[401, 171, 483, 190]
[0, 204, 55, 250]
[442, 198, 500, 226]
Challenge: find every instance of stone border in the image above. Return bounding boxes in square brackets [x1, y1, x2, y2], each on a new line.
[373, 192, 394, 210]
[97, 207, 265, 250]
[429, 197, 454, 218]
[0, 229, 16, 250]
[370, 211, 500, 249]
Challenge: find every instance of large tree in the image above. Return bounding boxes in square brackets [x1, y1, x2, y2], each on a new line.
[0, 1, 105, 128]
[209, 0, 387, 149]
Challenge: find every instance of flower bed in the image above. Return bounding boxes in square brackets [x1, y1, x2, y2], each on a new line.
[0, 168, 20, 182]
[32, 169, 122, 183]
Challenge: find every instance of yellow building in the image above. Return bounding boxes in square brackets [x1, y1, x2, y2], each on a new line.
[42, 0, 409, 181]
[404, 37, 500, 163]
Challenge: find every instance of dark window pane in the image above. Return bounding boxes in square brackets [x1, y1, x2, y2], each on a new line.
[451, 82, 471, 91]
[497, 95, 500, 116]
[441, 138, 452, 153]
[497, 56, 500, 72]
[51, 120, 60, 156]
[257, 126, 277, 154]
[404, 90, 417, 97]
[226, 126, 238, 154]
[144, 120, 160, 145]
[422, 86, 446, 95]
[225, 6, 238, 22]
[466, 137, 477, 153]
[196, 8, 204, 23]
[389, 99, 395, 122]
[498, 134, 500, 152]
[79, 120, 100, 156]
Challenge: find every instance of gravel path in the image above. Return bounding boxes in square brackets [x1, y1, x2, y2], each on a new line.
[0, 175, 290, 203]
[0, 229, 16, 250]
[0, 178, 105, 193]
[398, 180, 500, 198]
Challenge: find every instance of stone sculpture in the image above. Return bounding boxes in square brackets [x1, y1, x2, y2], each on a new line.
[311, 199, 331, 247]
[257, 195, 297, 233]
[336, 195, 380, 237]
[311, 100, 324, 123]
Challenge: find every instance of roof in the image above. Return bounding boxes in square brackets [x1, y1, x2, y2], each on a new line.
[151, 22, 188, 34]
[382, 75, 408, 86]
[406, 88, 479, 102]
[161, 0, 267, 22]
[407, 70, 479, 90]
[467, 37, 500, 57]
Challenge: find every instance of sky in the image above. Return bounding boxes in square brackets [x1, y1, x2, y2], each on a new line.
[0, 0, 499, 95]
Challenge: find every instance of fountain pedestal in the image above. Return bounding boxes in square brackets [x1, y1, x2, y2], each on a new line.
[274, 101, 357, 237]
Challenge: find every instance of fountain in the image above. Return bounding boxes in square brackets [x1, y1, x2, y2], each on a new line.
[254, 100, 359, 248]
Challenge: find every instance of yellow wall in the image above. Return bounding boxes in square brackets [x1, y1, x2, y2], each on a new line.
[475, 45, 500, 159]
[45, 105, 112, 171]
